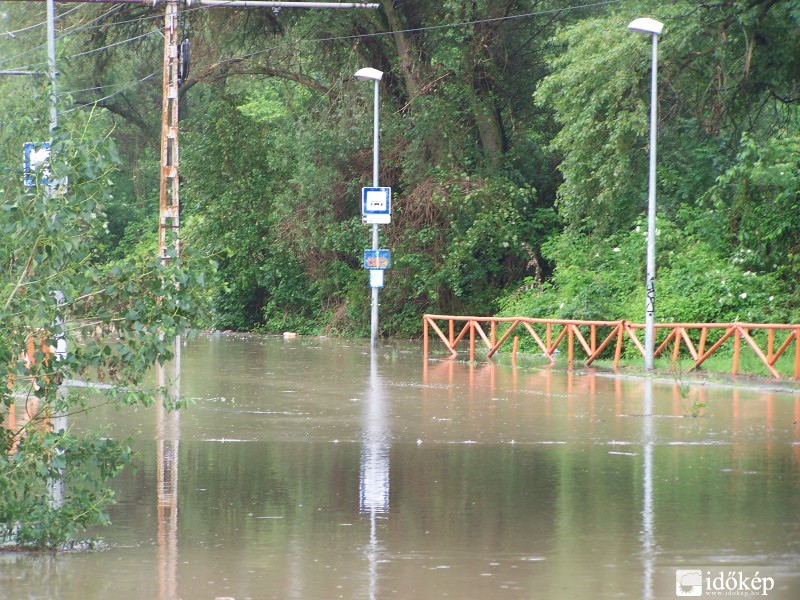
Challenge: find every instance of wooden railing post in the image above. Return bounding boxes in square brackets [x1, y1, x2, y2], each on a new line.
[767, 329, 775, 364]
[733, 326, 741, 375]
[698, 327, 707, 357]
[568, 325, 574, 366]
[794, 328, 800, 380]
[614, 323, 624, 369]
[671, 327, 682, 367]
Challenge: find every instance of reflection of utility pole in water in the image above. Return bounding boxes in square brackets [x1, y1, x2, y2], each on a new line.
[360, 352, 390, 600]
[641, 379, 655, 600]
[156, 347, 181, 600]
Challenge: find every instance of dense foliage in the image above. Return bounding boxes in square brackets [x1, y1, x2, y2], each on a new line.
[4, 0, 797, 339]
[0, 60, 210, 548]
[504, 0, 800, 325]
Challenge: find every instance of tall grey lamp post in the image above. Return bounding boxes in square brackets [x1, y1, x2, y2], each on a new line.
[354, 67, 384, 348]
[628, 17, 663, 371]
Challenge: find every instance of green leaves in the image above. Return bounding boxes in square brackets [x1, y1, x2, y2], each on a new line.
[500, 216, 798, 327]
[706, 131, 800, 276]
[535, 14, 653, 235]
[0, 429, 132, 549]
[1, 110, 210, 550]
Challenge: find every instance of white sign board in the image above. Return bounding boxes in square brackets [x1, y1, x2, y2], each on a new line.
[369, 269, 385, 289]
[362, 187, 391, 224]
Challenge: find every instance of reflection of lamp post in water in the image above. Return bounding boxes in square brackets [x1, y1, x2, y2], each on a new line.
[360, 352, 390, 600]
[641, 378, 655, 600]
[627, 17, 663, 371]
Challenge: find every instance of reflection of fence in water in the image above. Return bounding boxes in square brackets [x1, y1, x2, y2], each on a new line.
[422, 358, 800, 463]
[424, 315, 800, 379]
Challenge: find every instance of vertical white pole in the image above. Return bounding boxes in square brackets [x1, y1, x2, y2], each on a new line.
[46, 0, 57, 133]
[46, 0, 67, 508]
[370, 79, 380, 348]
[644, 33, 658, 371]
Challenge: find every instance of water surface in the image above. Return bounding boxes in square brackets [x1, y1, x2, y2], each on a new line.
[2, 334, 798, 599]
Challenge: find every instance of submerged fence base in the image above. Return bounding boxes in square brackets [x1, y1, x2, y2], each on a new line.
[423, 315, 800, 380]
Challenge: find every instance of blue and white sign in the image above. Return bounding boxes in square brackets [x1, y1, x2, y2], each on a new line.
[361, 187, 391, 224]
[23, 141, 51, 187]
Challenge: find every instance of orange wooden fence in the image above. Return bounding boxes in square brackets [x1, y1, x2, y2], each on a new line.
[423, 314, 800, 380]
[4, 333, 54, 451]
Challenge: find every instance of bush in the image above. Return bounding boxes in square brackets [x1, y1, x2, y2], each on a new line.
[499, 217, 798, 326]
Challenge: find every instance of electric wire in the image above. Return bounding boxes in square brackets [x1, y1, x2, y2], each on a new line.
[70, 28, 163, 59]
[4, 0, 627, 112]
[152, 0, 627, 78]
[0, 3, 85, 39]
[63, 69, 160, 113]
[0, 4, 154, 70]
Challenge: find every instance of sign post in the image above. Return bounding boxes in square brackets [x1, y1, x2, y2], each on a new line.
[354, 66, 386, 348]
[362, 186, 390, 343]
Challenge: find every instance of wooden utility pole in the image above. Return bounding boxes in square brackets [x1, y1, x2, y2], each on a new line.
[159, 1, 180, 260]
[156, 1, 380, 261]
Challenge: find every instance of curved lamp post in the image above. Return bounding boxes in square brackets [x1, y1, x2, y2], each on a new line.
[628, 17, 663, 371]
[354, 67, 384, 348]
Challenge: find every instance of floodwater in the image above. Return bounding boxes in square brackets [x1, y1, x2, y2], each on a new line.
[2, 334, 799, 600]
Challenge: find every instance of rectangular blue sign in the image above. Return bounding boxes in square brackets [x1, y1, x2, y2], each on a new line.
[363, 249, 391, 270]
[361, 187, 391, 224]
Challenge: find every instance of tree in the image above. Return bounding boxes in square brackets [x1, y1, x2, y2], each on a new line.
[0, 106, 210, 549]
[174, 1, 570, 333]
[536, 0, 800, 231]
[527, 0, 800, 321]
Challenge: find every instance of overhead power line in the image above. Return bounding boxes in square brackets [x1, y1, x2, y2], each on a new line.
[71, 27, 162, 57]
[0, 3, 85, 38]
[63, 69, 160, 111]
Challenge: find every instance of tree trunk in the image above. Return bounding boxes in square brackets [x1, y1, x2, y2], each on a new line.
[380, 0, 421, 101]
[469, 83, 506, 166]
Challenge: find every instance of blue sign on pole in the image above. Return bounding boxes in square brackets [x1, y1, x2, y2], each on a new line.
[23, 141, 51, 187]
[364, 249, 391, 270]
[361, 187, 391, 224]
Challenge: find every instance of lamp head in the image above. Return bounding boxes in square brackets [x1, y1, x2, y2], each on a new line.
[627, 17, 664, 36]
[354, 67, 384, 82]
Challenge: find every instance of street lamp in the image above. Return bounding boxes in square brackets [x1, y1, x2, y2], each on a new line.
[354, 67, 384, 348]
[628, 17, 663, 371]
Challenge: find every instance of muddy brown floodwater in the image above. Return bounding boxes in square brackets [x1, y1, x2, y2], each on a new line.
[1, 333, 799, 599]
